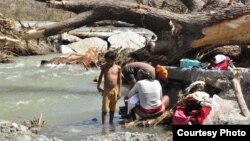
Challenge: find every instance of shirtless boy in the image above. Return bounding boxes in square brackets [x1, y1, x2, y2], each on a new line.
[97, 51, 122, 126]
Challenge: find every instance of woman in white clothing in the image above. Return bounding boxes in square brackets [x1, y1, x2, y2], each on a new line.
[125, 69, 169, 119]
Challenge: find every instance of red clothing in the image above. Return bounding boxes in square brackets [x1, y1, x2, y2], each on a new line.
[189, 107, 211, 124]
[172, 98, 211, 125]
[172, 106, 191, 125]
[140, 104, 162, 114]
[211, 56, 230, 70]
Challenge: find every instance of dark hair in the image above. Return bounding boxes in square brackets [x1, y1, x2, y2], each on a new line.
[137, 69, 153, 81]
[104, 51, 117, 61]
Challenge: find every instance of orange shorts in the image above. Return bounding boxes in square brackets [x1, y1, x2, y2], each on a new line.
[102, 88, 118, 112]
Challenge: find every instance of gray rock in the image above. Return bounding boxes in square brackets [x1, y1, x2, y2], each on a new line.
[0, 120, 64, 141]
[61, 37, 107, 54]
[108, 31, 146, 50]
[61, 33, 82, 43]
[16, 135, 32, 141]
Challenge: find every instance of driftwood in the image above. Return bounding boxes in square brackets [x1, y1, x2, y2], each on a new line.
[147, 109, 174, 126]
[40, 47, 134, 69]
[0, 17, 55, 62]
[0, 52, 14, 63]
[124, 109, 173, 128]
[41, 48, 99, 69]
[24, 0, 250, 64]
[232, 70, 250, 117]
[22, 114, 45, 134]
[0, 36, 23, 48]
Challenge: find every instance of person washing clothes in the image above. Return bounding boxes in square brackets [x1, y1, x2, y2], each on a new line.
[120, 63, 168, 118]
[125, 69, 169, 120]
[122, 62, 156, 87]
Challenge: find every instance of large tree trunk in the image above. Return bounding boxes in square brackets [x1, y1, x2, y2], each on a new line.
[180, 0, 206, 11]
[25, 0, 250, 63]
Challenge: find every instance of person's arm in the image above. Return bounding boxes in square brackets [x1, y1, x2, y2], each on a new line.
[127, 82, 139, 98]
[158, 81, 163, 98]
[160, 85, 163, 98]
[117, 66, 122, 99]
[97, 67, 104, 93]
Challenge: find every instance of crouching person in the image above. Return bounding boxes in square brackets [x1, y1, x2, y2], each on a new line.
[125, 69, 169, 120]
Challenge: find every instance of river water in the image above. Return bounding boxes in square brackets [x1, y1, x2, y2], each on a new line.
[0, 54, 166, 140]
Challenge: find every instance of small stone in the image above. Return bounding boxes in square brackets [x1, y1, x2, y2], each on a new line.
[11, 123, 18, 128]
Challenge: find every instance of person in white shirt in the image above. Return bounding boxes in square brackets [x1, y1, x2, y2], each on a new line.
[125, 69, 169, 119]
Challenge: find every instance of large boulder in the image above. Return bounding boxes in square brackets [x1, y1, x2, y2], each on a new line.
[60, 37, 107, 54]
[60, 45, 75, 54]
[108, 31, 146, 50]
[61, 33, 82, 43]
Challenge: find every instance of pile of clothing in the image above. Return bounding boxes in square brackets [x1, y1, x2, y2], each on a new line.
[210, 54, 233, 70]
[172, 81, 212, 125]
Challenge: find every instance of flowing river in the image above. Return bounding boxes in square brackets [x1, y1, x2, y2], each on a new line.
[0, 54, 167, 140]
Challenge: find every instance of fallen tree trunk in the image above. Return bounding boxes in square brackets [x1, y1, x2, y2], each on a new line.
[232, 71, 250, 117]
[26, 0, 250, 63]
[68, 26, 152, 39]
[180, 0, 206, 11]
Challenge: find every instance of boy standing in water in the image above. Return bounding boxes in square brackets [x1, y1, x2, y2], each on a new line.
[97, 51, 122, 126]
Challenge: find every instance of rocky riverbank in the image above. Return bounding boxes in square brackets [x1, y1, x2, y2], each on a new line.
[81, 132, 172, 141]
[1, 110, 250, 141]
[0, 120, 62, 141]
[0, 119, 171, 141]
